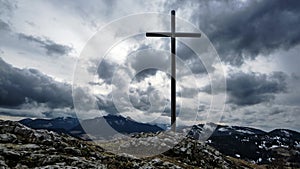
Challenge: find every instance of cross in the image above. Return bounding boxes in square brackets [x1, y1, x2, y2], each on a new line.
[146, 10, 201, 132]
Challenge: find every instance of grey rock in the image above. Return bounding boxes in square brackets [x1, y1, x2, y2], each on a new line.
[0, 160, 8, 168]
[0, 133, 17, 143]
[64, 147, 81, 156]
[18, 144, 40, 150]
[0, 120, 258, 169]
[42, 155, 62, 165]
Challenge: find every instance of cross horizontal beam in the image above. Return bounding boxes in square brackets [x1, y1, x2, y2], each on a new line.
[146, 32, 201, 38]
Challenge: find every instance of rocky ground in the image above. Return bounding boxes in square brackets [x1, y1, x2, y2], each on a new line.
[0, 120, 294, 169]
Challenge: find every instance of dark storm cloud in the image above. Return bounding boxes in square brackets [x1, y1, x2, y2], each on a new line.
[132, 69, 158, 82]
[0, 19, 10, 31]
[227, 71, 287, 106]
[169, 0, 300, 66]
[209, 0, 300, 65]
[0, 58, 73, 108]
[18, 33, 73, 56]
[177, 42, 208, 74]
[0, 0, 72, 57]
[0, 107, 75, 119]
[96, 60, 116, 84]
[179, 87, 199, 98]
[269, 107, 285, 115]
[95, 94, 119, 115]
[129, 85, 155, 111]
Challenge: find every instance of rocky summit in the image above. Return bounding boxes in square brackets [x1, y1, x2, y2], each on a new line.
[18, 116, 300, 168]
[0, 120, 264, 169]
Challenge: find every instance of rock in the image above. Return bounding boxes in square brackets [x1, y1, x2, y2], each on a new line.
[0, 119, 265, 168]
[13, 125, 33, 137]
[64, 147, 81, 156]
[18, 144, 40, 150]
[0, 133, 17, 143]
[15, 163, 29, 169]
[41, 155, 62, 165]
[0, 160, 8, 168]
[1, 150, 20, 159]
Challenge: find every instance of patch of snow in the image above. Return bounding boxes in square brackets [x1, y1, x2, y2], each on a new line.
[218, 127, 228, 132]
[258, 158, 262, 163]
[281, 130, 291, 137]
[114, 120, 125, 126]
[205, 140, 212, 143]
[241, 138, 249, 142]
[236, 129, 254, 134]
[180, 147, 187, 152]
[260, 141, 266, 148]
[269, 145, 279, 149]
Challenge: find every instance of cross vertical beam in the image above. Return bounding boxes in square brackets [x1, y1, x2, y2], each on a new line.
[146, 10, 201, 132]
[170, 10, 176, 132]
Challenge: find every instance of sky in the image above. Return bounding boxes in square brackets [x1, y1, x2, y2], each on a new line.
[0, 0, 300, 131]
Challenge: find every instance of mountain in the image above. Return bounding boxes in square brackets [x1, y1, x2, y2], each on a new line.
[19, 117, 300, 167]
[69, 114, 164, 140]
[20, 115, 164, 140]
[188, 124, 300, 167]
[19, 117, 80, 134]
[0, 119, 258, 168]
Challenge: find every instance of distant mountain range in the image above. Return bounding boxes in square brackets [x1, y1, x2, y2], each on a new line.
[19, 116, 80, 133]
[188, 124, 300, 165]
[19, 115, 300, 166]
[19, 114, 164, 139]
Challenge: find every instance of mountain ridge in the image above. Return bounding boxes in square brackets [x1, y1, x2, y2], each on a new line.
[0, 119, 261, 168]
[18, 115, 300, 167]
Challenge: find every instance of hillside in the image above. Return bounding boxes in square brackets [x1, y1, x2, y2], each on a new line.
[0, 119, 260, 169]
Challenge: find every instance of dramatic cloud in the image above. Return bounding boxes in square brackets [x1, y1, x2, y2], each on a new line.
[0, 0, 300, 130]
[0, 58, 72, 108]
[0, 0, 17, 17]
[0, 106, 74, 119]
[220, 104, 300, 131]
[95, 94, 119, 115]
[0, 19, 10, 31]
[227, 71, 287, 106]
[129, 70, 170, 113]
[96, 60, 117, 84]
[18, 33, 72, 56]
[209, 0, 300, 65]
[165, 0, 300, 66]
[0, 14, 73, 58]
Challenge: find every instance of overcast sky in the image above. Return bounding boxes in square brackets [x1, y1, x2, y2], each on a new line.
[0, 0, 300, 131]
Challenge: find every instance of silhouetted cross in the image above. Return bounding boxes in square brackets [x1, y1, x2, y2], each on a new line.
[146, 10, 201, 132]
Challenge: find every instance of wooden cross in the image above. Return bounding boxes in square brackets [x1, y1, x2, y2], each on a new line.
[146, 10, 201, 132]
